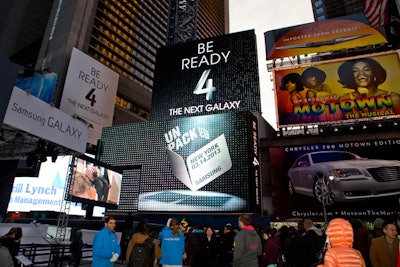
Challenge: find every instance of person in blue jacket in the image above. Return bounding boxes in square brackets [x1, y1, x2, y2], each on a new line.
[92, 216, 121, 267]
[159, 218, 185, 267]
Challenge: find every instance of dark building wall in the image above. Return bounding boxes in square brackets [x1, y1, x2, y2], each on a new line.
[0, 0, 53, 67]
[0, 160, 18, 221]
[312, 0, 364, 21]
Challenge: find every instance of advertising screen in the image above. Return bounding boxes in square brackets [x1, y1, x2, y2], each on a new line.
[270, 139, 400, 221]
[274, 51, 400, 127]
[8, 155, 105, 217]
[68, 155, 123, 209]
[151, 30, 261, 120]
[15, 72, 58, 104]
[264, 14, 387, 60]
[100, 112, 261, 214]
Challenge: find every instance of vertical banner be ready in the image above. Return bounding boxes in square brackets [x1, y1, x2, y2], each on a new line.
[60, 48, 119, 145]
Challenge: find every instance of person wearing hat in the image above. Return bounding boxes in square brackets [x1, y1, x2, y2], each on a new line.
[369, 218, 384, 244]
[220, 223, 235, 267]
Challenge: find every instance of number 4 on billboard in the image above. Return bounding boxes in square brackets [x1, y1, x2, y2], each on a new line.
[85, 88, 97, 106]
[193, 69, 216, 100]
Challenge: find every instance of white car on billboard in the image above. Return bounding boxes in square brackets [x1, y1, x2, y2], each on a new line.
[287, 151, 400, 205]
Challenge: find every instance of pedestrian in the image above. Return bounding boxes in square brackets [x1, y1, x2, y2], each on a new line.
[195, 226, 220, 267]
[0, 227, 22, 267]
[158, 218, 185, 267]
[92, 216, 121, 267]
[126, 219, 162, 267]
[179, 219, 200, 267]
[220, 223, 235, 267]
[260, 227, 280, 267]
[297, 219, 326, 267]
[69, 229, 83, 267]
[317, 218, 365, 267]
[369, 220, 399, 267]
[233, 214, 262, 267]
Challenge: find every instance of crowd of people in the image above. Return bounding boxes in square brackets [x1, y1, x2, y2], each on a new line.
[120, 214, 400, 267]
[2, 214, 400, 267]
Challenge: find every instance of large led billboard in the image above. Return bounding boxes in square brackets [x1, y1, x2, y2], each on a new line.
[274, 51, 400, 127]
[151, 30, 261, 120]
[68, 155, 123, 209]
[270, 139, 400, 220]
[100, 112, 261, 214]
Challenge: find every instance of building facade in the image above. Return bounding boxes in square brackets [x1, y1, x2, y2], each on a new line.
[311, 0, 364, 21]
[0, 0, 228, 128]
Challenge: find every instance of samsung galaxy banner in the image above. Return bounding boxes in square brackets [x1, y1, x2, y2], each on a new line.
[60, 48, 119, 145]
[151, 30, 261, 120]
[3, 87, 88, 153]
[100, 112, 261, 214]
[270, 139, 400, 220]
[274, 51, 400, 127]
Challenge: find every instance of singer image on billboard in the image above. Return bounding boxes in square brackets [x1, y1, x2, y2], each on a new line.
[337, 57, 400, 114]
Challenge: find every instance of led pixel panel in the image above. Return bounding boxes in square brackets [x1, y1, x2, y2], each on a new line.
[100, 112, 261, 214]
[151, 30, 261, 121]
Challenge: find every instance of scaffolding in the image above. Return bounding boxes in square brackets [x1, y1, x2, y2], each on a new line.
[166, 0, 198, 45]
[55, 156, 76, 240]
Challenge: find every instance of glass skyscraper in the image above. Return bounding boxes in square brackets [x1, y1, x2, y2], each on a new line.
[0, 0, 228, 126]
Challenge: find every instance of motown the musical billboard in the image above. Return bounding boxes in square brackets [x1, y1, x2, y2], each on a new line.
[274, 51, 400, 127]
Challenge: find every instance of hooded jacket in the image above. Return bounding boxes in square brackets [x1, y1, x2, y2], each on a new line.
[317, 218, 365, 267]
[233, 225, 262, 267]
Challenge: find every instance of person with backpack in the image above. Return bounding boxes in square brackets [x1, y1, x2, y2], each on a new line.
[126, 219, 162, 267]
